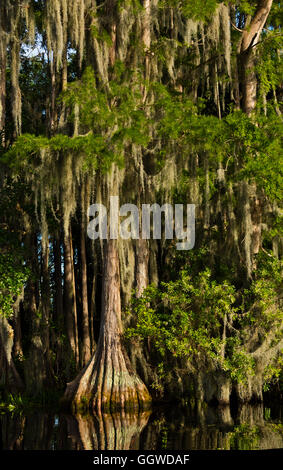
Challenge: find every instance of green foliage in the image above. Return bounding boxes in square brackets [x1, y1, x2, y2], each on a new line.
[3, 58, 282, 203]
[91, 25, 113, 47]
[0, 251, 28, 318]
[256, 31, 283, 97]
[229, 424, 260, 450]
[3, 64, 154, 172]
[63, 64, 152, 161]
[0, 389, 63, 413]
[0, 393, 24, 413]
[126, 268, 255, 384]
[231, 1, 257, 16]
[159, 0, 221, 21]
[19, 54, 50, 136]
[0, 176, 30, 318]
[263, 353, 283, 392]
[242, 252, 282, 330]
[166, 108, 283, 203]
[2, 132, 107, 172]
[126, 250, 283, 388]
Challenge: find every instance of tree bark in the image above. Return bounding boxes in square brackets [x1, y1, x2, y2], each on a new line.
[41, 243, 50, 357]
[64, 226, 79, 369]
[53, 231, 64, 330]
[24, 232, 47, 395]
[239, 0, 273, 115]
[81, 178, 91, 365]
[0, 314, 23, 393]
[63, 239, 151, 413]
[0, 37, 6, 146]
[136, 239, 149, 298]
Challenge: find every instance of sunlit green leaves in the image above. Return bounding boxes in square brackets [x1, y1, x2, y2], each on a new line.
[0, 250, 28, 318]
[126, 268, 244, 380]
[159, 0, 221, 21]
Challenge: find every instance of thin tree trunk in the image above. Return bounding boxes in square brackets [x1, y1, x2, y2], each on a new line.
[24, 231, 47, 395]
[12, 287, 24, 358]
[237, 1, 273, 281]
[41, 243, 50, 357]
[142, 0, 151, 101]
[240, 47, 258, 116]
[40, 241, 55, 387]
[64, 226, 79, 369]
[0, 314, 23, 393]
[239, 0, 273, 115]
[58, 2, 68, 131]
[0, 37, 6, 146]
[136, 239, 149, 298]
[89, 278, 96, 354]
[12, 309, 23, 358]
[81, 178, 91, 365]
[54, 231, 64, 329]
[70, 233, 79, 362]
[50, 62, 57, 134]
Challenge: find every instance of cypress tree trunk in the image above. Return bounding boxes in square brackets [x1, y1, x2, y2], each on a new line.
[41, 243, 50, 358]
[239, 0, 273, 116]
[80, 178, 91, 365]
[89, 267, 96, 355]
[63, 239, 151, 413]
[237, 0, 273, 278]
[40, 242, 55, 386]
[12, 289, 23, 358]
[240, 46, 258, 116]
[0, 314, 23, 393]
[24, 232, 47, 395]
[53, 231, 64, 330]
[0, 37, 6, 146]
[136, 239, 149, 298]
[49, 61, 57, 135]
[64, 226, 79, 369]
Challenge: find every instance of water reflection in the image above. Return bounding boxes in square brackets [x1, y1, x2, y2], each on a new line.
[63, 411, 151, 450]
[1, 404, 282, 450]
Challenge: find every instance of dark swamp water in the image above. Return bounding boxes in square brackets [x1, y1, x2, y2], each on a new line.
[1, 403, 283, 450]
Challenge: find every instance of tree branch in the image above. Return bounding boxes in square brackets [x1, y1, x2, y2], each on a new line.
[241, 0, 274, 52]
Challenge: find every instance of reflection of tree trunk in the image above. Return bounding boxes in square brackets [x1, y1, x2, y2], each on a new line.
[65, 411, 151, 450]
[63, 239, 151, 412]
[22, 413, 54, 450]
[0, 414, 25, 450]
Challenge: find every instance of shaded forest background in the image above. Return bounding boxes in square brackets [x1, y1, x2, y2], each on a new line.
[0, 0, 282, 413]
